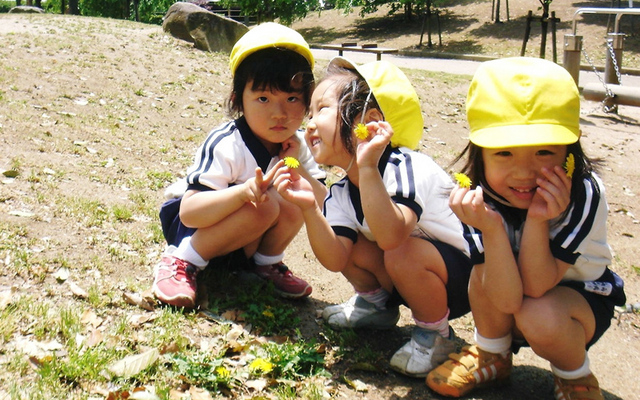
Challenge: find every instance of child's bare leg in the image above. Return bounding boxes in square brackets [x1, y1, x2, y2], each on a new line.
[254, 188, 304, 257]
[515, 286, 595, 371]
[341, 235, 391, 292]
[322, 235, 398, 329]
[190, 194, 279, 260]
[469, 265, 515, 339]
[385, 237, 448, 323]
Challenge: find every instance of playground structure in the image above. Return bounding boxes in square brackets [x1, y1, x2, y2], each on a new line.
[563, 7, 640, 111]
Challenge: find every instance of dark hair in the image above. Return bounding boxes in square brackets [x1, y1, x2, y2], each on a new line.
[321, 63, 380, 155]
[227, 48, 314, 118]
[449, 140, 601, 225]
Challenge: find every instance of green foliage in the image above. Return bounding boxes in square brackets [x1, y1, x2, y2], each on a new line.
[221, 0, 321, 25]
[136, 0, 176, 24]
[0, 1, 14, 13]
[168, 352, 229, 392]
[259, 337, 327, 379]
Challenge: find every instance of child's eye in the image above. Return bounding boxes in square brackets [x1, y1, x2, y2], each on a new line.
[495, 151, 512, 157]
[536, 149, 555, 156]
[257, 96, 268, 103]
[288, 95, 302, 103]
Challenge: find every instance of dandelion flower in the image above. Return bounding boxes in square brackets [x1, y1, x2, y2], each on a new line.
[563, 153, 575, 178]
[354, 123, 369, 140]
[283, 156, 300, 169]
[262, 309, 274, 318]
[250, 358, 274, 374]
[454, 172, 472, 188]
[215, 366, 230, 378]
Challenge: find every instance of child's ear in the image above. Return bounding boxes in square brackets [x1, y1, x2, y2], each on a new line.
[364, 108, 384, 123]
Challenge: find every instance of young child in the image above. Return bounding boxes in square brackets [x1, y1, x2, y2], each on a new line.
[426, 57, 626, 399]
[274, 57, 472, 377]
[152, 22, 327, 308]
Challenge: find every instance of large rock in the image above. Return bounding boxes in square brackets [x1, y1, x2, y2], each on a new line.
[163, 2, 248, 53]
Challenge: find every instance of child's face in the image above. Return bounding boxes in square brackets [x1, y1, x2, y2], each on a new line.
[242, 79, 307, 151]
[305, 78, 352, 166]
[482, 144, 567, 209]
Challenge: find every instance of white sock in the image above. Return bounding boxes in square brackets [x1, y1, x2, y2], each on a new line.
[474, 329, 512, 357]
[253, 252, 284, 266]
[414, 309, 450, 338]
[551, 351, 591, 380]
[173, 237, 208, 269]
[356, 287, 390, 310]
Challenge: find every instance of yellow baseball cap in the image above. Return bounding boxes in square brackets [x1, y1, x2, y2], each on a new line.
[466, 57, 580, 148]
[229, 22, 314, 76]
[329, 57, 423, 150]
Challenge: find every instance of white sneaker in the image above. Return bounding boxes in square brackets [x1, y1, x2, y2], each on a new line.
[390, 327, 457, 377]
[322, 294, 400, 329]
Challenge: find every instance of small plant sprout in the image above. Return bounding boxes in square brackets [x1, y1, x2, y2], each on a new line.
[354, 123, 369, 140]
[563, 153, 575, 178]
[283, 156, 300, 169]
[454, 172, 472, 188]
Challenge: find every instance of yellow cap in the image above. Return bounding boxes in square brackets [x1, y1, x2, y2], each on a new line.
[467, 57, 580, 148]
[229, 22, 314, 76]
[329, 57, 423, 150]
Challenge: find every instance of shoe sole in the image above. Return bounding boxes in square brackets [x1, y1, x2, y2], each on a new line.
[427, 373, 510, 397]
[152, 283, 196, 308]
[275, 284, 312, 299]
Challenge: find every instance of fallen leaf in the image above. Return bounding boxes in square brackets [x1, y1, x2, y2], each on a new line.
[245, 379, 268, 392]
[85, 329, 103, 347]
[68, 281, 88, 299]
[343, 376, 368, 392]
[107, 348, 160, 378]
[188, 386, 214, 400]
[123, 292, 155, 311]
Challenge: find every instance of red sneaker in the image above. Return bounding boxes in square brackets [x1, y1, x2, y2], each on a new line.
[152, 255, 198, 308]
[253, 262, 312, 299]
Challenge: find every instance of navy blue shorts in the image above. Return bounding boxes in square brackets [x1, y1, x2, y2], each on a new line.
[159, 197, 195, 247]
[512, 267, 626, 353]
[387, 240, 473, 320]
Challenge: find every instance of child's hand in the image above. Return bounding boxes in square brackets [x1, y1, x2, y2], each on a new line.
[356, 121, 393, 169]
[280, 135, 301, 160]
[528, 165, 572, 221]
[273, 164, 316, 210]
[449, 185, 503, 232]
[243, 163, 280, 204]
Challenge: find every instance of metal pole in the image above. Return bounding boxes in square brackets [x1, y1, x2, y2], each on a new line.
[563, 34, 582, 86]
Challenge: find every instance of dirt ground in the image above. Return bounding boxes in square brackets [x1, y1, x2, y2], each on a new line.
[1, 2, 640, 399]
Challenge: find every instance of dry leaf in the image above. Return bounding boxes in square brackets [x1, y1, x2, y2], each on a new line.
[245, 379, 268, 392]
[188, 386, 214, 400]
[53, 267, 70, 282]
[343, 376, 368, 392]
[123, 292, 155, 311]
[85, 329, 103, 347]
[67, 281, 88, 299]
[107, 348, 160, 378]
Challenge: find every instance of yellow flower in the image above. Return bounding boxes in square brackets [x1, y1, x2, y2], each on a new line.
[354, 123, 369, 140]
[564, 153, 575, 178]
[283, 156, 300, 169]
[215, 366, 230, 378]
[249, 358, 274, 374]
[262, 309, 274, 318]
[454, 172, 472, 188]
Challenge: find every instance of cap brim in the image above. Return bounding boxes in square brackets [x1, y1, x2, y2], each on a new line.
[470, 124, 580, 148]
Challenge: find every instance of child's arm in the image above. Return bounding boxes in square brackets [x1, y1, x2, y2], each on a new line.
[274, 167, 353, 272]
[357, 121, 417, 249]
[179, 166, 278, 228]
[450, 185, 524, 313]
[518, 165, 573, 297]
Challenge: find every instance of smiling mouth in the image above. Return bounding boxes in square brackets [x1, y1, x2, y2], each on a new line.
[311, 138, 321, 146]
